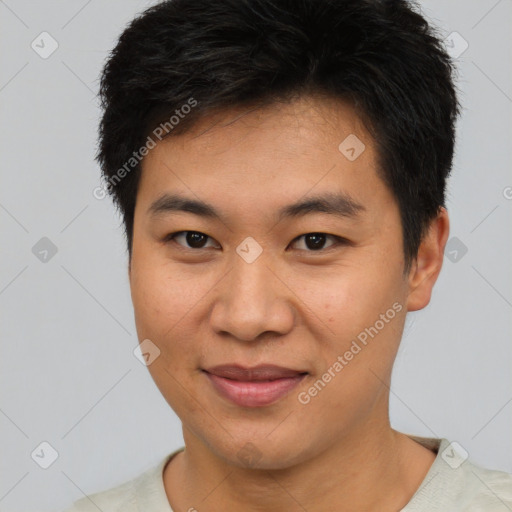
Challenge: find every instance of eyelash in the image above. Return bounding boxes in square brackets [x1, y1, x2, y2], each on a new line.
[163, 231, 348, 253]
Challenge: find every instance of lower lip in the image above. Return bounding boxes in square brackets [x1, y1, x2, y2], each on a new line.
[204, 371, 307, 407]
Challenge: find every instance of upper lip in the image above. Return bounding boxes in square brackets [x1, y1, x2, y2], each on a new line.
[203, 364, 307, 381]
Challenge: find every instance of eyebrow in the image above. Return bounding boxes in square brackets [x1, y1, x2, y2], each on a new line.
[147, 192, 365, 222]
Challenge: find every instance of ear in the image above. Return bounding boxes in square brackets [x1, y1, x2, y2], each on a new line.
[406, 207, 450, 312]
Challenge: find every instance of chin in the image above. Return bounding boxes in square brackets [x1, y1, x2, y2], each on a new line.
[206, 433, 311, 471]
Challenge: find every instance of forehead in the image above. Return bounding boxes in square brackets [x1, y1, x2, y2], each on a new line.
[148, 95, 371, 161]
[137, 95, 391, 220]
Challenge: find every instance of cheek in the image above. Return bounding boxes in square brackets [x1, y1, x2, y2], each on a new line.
[130, 255, 207, 347]
[129, 257, 211, 411]
[294, 264, 405, 342]
[294, 266, 407, 412]
[293, 271, 406, 423]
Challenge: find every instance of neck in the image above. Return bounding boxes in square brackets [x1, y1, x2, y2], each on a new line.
[164, 411, 435, 512]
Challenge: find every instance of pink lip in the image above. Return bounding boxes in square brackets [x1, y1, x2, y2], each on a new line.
[204, 372, 307, 407]
[202, 364, 308, 407]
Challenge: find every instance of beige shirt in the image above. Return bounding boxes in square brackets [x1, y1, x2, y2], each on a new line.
[63, 436, 512, 511]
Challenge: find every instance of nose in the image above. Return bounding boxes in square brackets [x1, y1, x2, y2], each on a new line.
[209, 252, 295, 342]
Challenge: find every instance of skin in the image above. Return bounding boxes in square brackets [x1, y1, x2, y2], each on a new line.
[128, 95, 450, 512]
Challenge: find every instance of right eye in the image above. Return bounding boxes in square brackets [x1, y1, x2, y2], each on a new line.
[164, 231, 221, 250]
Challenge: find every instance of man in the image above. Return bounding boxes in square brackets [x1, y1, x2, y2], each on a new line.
[65, 0, 512, 510]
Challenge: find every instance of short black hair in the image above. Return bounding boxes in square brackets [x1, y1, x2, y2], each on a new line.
[97, 0, 460, 271]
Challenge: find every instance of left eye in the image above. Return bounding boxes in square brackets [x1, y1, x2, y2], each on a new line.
[290, 233, 343, 251]
[166, 231, 220, 249]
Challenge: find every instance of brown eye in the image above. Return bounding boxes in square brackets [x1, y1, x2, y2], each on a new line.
[291, 233, 343, 251]
[166, 231, 220, 249]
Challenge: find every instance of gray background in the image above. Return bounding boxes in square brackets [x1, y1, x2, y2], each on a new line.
[0, 1, 511, 511]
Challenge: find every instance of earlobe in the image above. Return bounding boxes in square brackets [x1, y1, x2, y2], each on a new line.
[406, 207, 450, 312]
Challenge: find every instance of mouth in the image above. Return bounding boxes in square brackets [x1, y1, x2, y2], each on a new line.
[202, 364, 308, 407]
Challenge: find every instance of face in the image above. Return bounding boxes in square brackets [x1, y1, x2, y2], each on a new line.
[129, 96, 420, 469]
